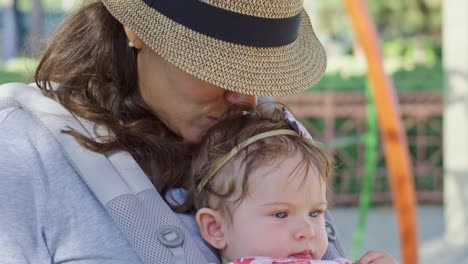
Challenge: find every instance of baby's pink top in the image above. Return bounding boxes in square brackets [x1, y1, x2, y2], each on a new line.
[229, 257, 352, 264]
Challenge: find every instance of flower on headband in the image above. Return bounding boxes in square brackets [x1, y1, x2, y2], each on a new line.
[282, 106, 314, 143]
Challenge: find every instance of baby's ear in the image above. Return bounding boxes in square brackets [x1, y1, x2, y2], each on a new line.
[195, 208, 227, 250]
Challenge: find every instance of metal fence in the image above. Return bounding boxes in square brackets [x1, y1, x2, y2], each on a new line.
[276, 91, 443, 205]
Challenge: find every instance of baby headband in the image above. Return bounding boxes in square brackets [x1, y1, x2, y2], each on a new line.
[196, 129, 299, 193]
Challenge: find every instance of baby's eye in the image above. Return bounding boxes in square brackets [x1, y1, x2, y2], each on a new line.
[309, 210, 323, 218]
[274, 212, 288, 218]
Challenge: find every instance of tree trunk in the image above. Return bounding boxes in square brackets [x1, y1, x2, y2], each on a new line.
[29, 0, 44, 54]
[2, 0, 20, 62]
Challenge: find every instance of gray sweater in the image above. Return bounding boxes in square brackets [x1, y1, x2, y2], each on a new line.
[0, 105, 219, 263]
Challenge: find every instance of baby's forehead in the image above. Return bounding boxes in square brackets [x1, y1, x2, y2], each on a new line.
[212, 148, 288, 193]
[211, 136, 325, 196]
[230, 149, 319, 186]
[238, 152, 326, 202]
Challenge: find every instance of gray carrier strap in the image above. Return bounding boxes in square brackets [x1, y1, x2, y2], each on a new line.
[0, 83, 211, 264]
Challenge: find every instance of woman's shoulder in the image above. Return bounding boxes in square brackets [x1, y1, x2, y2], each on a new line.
[0, 103, 66, 184]
[0, 82, 73, 149]
[0, 82, 47, 123]
[0, 100, 54, 145]
[0, 85, 71, 178]
[0, 81, 40, 96]
[0, 95, 143, 263]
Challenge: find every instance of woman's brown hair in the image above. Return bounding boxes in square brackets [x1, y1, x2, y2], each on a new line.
[35, 1, 193, 203]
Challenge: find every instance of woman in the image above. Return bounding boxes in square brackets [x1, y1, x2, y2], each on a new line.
[0, 0, 343, 263]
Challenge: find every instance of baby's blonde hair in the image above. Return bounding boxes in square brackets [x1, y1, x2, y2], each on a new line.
[187, 103, 335, 222]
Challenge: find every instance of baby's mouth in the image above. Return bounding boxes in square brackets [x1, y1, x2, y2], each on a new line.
[289, 250, 313, 259]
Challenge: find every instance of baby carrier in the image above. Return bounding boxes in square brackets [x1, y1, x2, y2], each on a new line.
[0, 83, 344, 263]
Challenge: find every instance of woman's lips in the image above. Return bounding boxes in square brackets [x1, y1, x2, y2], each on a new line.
[207, 116, 219, 124]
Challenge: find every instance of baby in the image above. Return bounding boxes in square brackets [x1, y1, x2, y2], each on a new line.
[187, 103, 396, 264]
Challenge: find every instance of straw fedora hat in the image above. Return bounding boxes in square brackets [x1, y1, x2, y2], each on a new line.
[102, 0, 326, 96]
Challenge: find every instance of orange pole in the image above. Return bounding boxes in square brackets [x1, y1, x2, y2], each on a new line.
[342, 1, 418, 264]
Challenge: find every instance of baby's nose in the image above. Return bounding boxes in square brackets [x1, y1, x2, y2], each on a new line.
[294, 220, 315, 240]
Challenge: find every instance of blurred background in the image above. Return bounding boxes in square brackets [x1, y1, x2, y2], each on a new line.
[1, 0, 466, 263]
[0, 0, 443, 90]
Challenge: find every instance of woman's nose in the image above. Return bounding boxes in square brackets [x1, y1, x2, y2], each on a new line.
[224, 90, 257, 106]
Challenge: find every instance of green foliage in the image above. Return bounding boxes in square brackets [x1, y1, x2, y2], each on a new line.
[0, 57, 37, 84]
[316, 0, 350, 40]
[0, 69, 28, 84]
[2, 0, 79, 12]
[309, 60, 442, 92]
[317, 0, 442, 41]
[392, 62, 442, 90]
[382, 37, 442, 65]
[367, 0, 442, 38]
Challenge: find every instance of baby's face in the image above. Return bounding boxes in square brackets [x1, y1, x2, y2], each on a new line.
[221, 151, 329, 261]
